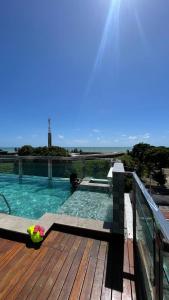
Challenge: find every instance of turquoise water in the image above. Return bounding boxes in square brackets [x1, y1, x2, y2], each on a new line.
[0, 174, 112, 222]
[0, 174, 71, 219]
[58, 188, 113, 222]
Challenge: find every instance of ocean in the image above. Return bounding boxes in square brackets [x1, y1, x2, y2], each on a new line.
[1, 146, 131, 153]
[66, 147, 131, 153]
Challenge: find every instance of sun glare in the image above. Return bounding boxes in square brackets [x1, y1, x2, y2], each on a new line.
[85, 0, 148, 96]
[85, 0, 121, 95]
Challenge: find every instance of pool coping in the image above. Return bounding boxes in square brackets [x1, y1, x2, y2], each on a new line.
[0, 212, 112, 236]
[0, 194, 132, 239]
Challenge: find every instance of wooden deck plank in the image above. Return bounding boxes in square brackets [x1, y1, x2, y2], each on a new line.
[5, 247, 46, 300]
[69, 239, 93, 300]
[101, 250, 112, 300]
[0, 244, 25, 275]
[80, 239, 100, 300]
[90, 239, 100, 258]
[127, 239, 136, 300]
[42, 231, 64, 249]
[80, 257, 98, 300]
[0, 238, 16, 254]
[98, 241, 108, 260]
[48, 236, 82, 300]
[0, 249, 30, 298]
[57, 237, 88, 300]
[123, 241, 130, 273]
[131, 281, 137, 300]
[112, 290, 122, 300]
[42, 230, 60, 245]
[26, 249, 61, 300]
[37, 234, 77, 300]
[122, 279, 132, 300]
[0, 231, 137, 300]
[0, 243, 23, 270]
[16, 247, 54, 300]
[0, 248, 36, 299]
[91, 241, 107, 300]
[127, 239, 134, 275]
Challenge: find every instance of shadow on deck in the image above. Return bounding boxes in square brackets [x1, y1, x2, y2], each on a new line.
[0, 228, 138, 299]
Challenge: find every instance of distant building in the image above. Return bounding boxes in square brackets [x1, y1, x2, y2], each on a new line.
[48, 118, 52, 147]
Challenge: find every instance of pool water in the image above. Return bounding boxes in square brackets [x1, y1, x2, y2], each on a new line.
[0, 174, 71, 219]
[0, 174, 112, 222]
[57, 188, 113, 222]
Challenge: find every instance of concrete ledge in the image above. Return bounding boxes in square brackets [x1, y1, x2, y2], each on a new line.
[0, 193, 131, 239]
[0, 214, 36, 234]
[79, 179, 109, 192]
[0, 212, 112, 236]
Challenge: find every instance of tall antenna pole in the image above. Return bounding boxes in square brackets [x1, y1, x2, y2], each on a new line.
[48, 118, 52, 147]
[48, 118, 51, 133]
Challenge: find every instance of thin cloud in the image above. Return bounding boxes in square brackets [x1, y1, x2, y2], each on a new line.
[16, 135, 23, 140]
[73, 139, 89, 145]
[92, 129, 100, 133]
[31, 134, 38, 139]
[58, 134, 64, 140]
[128, 136, 138, 140]
[142, 133, 150, 139]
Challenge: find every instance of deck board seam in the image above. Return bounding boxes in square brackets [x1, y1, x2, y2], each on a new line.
[57, 237, 88, 300]
[16, 246, 54, 300]
[79, 240, 101, 300]
[5, 247, 43, 299]
[47, 235, 83, 299]
[36, 234, 77, 300]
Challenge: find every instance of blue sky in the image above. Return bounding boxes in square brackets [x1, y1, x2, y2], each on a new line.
[0, 0, 169, 147]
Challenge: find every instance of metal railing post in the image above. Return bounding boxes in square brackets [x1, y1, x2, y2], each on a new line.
[19, 159, 22, 179]
[48, 159, 52, 180]
[112, 163, 125, 234]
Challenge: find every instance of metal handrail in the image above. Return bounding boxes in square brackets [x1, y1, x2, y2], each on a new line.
[0, 193, 11, 214]
[0, 155, 114, 161]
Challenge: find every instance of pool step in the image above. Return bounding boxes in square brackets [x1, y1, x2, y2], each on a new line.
[0, 193, 11, 214]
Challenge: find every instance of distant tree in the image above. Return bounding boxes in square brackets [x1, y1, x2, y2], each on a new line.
[152, 169, 166, 186]
[120, 154, 135, 171]
[144, 147, 169, 169]
[131, 143, 153, 162]
[18, 145, 69, 156]
[18, 145, 34, 156]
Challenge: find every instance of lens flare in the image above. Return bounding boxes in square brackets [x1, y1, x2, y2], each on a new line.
[85, 0, 121, 95]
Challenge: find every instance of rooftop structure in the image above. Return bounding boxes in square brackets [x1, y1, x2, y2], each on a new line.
[0, 158, 168, 299]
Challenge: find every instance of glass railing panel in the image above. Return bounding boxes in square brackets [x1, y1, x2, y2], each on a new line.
[0, 159, 19, 175]
[22, 159, 48, 177]
[83, 159, 110, 179]
[51, 158, 110, 180]
[0, 157, 111, 180]
[163, 250, 169, 299]
[135, 180, 155, 299]
[52, 159, 72, 178]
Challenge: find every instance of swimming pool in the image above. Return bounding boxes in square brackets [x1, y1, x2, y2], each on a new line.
[57, 188, 113, 222]
[0, 174, 71, 219]
[0, 174, 112, 222]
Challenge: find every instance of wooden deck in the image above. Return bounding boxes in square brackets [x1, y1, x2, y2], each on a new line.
[0, 230, 137, 299]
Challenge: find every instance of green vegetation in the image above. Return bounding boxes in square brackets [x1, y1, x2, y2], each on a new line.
[13, 159, 110, 179]
[121, 143, 169, 186]
[18, 145, 69, 157]
[2, 142, 169, 186]
[71, 148, 83, 154]
[0, 162, 15, 173]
